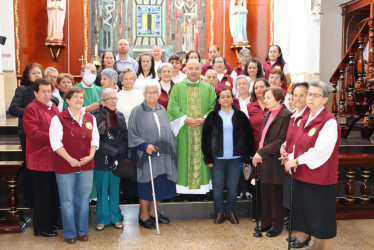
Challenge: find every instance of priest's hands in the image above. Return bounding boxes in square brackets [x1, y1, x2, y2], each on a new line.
[184, 117, 205, 127]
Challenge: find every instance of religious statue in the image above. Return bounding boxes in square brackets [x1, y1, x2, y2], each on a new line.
[229, 0, 249, 45]
[46, 0, 66, 43]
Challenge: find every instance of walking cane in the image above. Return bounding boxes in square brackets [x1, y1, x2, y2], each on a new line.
[288, 168, 294, 250]
[148, 149, 160, 235]
[253, 163, 262, 238]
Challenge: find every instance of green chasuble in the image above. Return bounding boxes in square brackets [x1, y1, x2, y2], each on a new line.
[167, 79, 216, 190]
[75, 82, 102, 106]
[75, 82, 102, 199]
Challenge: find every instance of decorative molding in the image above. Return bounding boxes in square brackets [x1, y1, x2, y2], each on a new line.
[270, 0, 274, 45]
[84, 0, 89, 63]
[14, 0, 20, 75]
[210, 0, 214, 45]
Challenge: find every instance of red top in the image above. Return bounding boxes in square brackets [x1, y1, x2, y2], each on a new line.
[293, 108, 341, 185]
[262, 60, 288, 90]
[201, 61, 232, 76]
[285, 108, 310, 154]
[23, 99, 59, 172]
[233, 65, 244, 76]
[158, 80, 175, 110]
[247, 100, 268, 151]
[215, 74, 233, 94]
[54, 109, 95, 174]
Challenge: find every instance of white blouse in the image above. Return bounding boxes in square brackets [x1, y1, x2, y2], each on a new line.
[49, 108, 100, 152]
[117, 89, 144, 127]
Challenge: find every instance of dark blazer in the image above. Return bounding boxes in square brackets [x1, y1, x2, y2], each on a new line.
[92, 105, 128, 171]
[202, 109, 255, 165]
[257, 105, 291, 185]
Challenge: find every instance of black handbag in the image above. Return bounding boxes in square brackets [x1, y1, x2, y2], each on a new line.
[112, 158, 137, 180]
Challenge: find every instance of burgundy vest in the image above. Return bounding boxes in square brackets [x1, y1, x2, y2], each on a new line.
[233, 65, 243, 76]
[262, 60, 287, 90]
[293, 108, 341, 185]
[54, 109, 95, 174]
[215, 74, 233, 94]
[158, 80, 175, 110]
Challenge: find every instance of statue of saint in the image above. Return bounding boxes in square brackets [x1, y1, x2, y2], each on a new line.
[46, 0, 66, 43]
[229, 0, 249, 45]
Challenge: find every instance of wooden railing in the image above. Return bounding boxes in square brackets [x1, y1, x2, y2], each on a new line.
[330, 19, 374, 139]
[337, 154, 374, 219]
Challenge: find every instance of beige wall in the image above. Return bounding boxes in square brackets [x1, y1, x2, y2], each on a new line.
[3, 71, 17, 111]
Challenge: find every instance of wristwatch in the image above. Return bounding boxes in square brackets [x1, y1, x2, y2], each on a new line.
[295, 158, 299, 166]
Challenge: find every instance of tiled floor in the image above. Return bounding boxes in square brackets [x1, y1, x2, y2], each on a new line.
[0, 219, 373, 249]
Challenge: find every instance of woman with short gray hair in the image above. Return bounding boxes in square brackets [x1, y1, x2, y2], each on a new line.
[284, 80, 340, 249]
[91, 88, 128, 231]
[100, 69, 120, 91]
[128, 82, 177, 229]
[117, 69, 144, 126]
[231, 48, 251, 79]
[157, 63, 175, 109]
[234, 75, 251, 117]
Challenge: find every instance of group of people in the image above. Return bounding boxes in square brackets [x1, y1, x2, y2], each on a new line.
[9, 40, 340, 250]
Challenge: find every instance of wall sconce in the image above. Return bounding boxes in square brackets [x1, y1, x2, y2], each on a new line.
[311, 0, 323, 24]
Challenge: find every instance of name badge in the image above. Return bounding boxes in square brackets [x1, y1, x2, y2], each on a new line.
[225, 81, 231, 87]
[297, 119, 301, 127]
[85, 122, 93, 130]
[308, 127, 316, 137]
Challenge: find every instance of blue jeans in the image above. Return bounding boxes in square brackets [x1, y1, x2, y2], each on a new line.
[94, 170, 121, 225]
[211, 158, 242, 213]
[56, 170, 93, 239]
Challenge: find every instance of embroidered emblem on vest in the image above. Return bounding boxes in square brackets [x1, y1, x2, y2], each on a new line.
[225, 81, 231, 87]
[308, 127, 316, 137]
[85, 122, 93, 130]
[297, 119, 301, 127]
[274, 66, 281, 70]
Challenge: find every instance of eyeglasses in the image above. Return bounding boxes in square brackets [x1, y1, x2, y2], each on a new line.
[307, 92, 324, 98]
[145, 91, 159, 95]
[104, 97, 118, 102]
[214, 61, 225, 65]
[46, 75, 57, 79]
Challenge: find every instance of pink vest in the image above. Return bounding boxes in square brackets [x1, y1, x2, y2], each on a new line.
[262, 60, 287, 90]
[293, 108, 341, 185]
[54, 109, 95, 174]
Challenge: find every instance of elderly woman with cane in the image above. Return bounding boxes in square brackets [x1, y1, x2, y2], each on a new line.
[128, 79, 178, 230]
[284, 81, 340, 250]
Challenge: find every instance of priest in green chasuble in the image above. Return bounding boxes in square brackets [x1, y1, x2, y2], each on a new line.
[167, 60, 216, 194]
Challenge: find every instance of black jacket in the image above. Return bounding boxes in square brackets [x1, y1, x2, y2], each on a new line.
[9, 81, 59, 137]
[202, 109, 255, 164]
[92, 105, 128, 171]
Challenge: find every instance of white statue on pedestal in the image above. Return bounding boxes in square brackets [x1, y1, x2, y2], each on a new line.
[46, 0, 66, 43]
[229, 0, 248, 45]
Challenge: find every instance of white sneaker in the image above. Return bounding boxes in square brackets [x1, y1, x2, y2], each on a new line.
[96, 224, 105, 230]
[237, 192, 243, 199]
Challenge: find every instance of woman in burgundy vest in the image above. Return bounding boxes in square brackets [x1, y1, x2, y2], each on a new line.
[231, 48, 251, 79]
[202, 45, 232, 75]
[262, 45, 291, 90]
[279, 82, 310, 248]
[49, 87, 99, 244]
[212, 56, 233, 94]
[157, 63, 175, 109]
[284, 81, 341, 250]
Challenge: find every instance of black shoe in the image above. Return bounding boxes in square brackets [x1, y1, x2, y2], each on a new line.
[138, 219, 155, 229]
[286, 236, 297, 242]
[291, 236, 312, 248]
[266, 227, 282, 237]
[34, 230, 57, 237]
[256, 224, 271, 232]
[150, 214, 169, 224]
[51, 224, 63, 230]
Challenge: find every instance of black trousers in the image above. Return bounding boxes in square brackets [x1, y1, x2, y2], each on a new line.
[31, 170, 59, 233]
[20, 136, 33, 206]
[261, 183, 284, 230]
